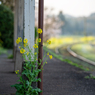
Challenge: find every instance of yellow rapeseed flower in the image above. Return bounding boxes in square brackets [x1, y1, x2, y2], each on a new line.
[16, 39, 20, 44]
[49, 55, 52, 59]
[20, 48, 25, 54]
[47, 40, 51, 44]
[27, 52, 29, 55]
[47, 40, 49, 43]
[46, 62, 47, 64]
[47, 52, 49, 55]
[37, 28, 42, 34]
[24, 43, 28, 47]
[24, 38, 28, 44]
[16, 37, 22, 44]
[24, 44, 26, 47]
[33, 44, 38, 48]
[15, 70, 19, 74]
[48, 41, 51, 44]
[34, 52, 37, 55]
[38, 38, 41, 43]
[18, 37, 22, 42]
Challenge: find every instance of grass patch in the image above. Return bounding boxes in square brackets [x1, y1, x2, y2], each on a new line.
[8, 54, 13, 59]
[0, 47, 7, 55]
[44, 36, 95, 71]
[59, 44, 95, 71]
[71, 43, 95, 62]
[43, 46, 89, 71]
[84, 74, 95, 79]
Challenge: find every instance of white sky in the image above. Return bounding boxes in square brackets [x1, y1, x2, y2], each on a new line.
[44, 0, 95, 17]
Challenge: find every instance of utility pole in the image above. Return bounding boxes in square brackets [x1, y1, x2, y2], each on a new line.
[38, 0, 44, 95]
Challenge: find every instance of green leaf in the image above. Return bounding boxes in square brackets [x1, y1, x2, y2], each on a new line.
[16, 92, 24, 95]
[37, 78, 41, 82]
[33, 88, 42, 93]
[84, 76, 90, 79]
[17, 79, 22, 82]
[22, 70, 29, 77]
[11, 84, 23, 90]
[26, 80, 30, 86]
[33, 78, 41, 82]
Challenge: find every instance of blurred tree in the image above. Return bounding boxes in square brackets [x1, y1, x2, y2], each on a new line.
[58, 11, 65, 22]
[0, 0, 15, 11]
[0, 4, 14, 49]
[58, 11, 68, 34]
[43, 8, 63, 41]
[58, 12, 95, 36]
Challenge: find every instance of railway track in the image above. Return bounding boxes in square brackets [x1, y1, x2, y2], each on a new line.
[67, 44, 95, 66]
[57, 44, 95, 71]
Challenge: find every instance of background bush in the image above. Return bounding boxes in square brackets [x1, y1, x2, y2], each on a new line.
[0, 4, 14, 49]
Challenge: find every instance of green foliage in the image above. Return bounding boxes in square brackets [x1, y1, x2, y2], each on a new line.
[12, 60, 42, 94]
[84, 74, 95, 79]
[71, 43, 95, 62]
[0, 4, 14, 49]
[43, 47, 89, 71]
[0, 0, 14, 11]
[64, 59, 89, 71]
[0, 47, 7, 55]
[11, 35, 51, 95]
[8, 54, 13, 59]
[58, 12, 95, 35]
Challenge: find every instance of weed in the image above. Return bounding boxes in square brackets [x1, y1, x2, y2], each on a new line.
[85, 74, 95, 79]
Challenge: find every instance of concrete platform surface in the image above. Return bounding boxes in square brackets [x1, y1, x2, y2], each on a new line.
[0, 54, 95, 95]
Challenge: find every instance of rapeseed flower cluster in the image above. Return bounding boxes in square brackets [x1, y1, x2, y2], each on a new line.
[38, 38, 41, 43]
[47, 52, 53, 59]
[16, 37, 29, 54]
[49, 55, 53, 59]
[27, 52, 29, 55]
[15, 70, 19, 74]
[37, 28, 42, 34]
[33, 44, 38, 48]
[47, 40, 51, 44]
[24, 38, 28, 43]
[47, 52, 49, 55]
[16, 37, 22, 44]
[34, 52, 37, 55]
[20, 48, 25, 54]
[14, 28, 53, 94]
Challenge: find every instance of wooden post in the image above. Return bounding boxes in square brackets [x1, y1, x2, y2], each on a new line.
[14, 0, 35, 73]
[14, 0, 24, 73]
[23, 0, 35, 87]
[24, 0, 35, 50]
[13, 0, 17, 62]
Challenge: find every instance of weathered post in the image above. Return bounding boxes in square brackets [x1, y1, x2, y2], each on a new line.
[23, 0, 35, 87]
[38, 0, 44, 95]
[14, 0, 24, 73]
[14, 0, 35, 73]
[24, 0, 35, 49]
[13, 0, 17, 61]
